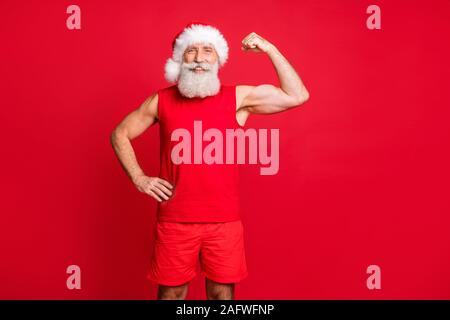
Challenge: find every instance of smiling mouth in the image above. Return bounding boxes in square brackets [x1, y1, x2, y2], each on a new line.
[191, 67, 207, 72]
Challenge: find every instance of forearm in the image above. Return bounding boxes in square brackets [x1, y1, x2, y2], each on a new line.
[110, 130, 145, 183]
[266, 44, 309, 101]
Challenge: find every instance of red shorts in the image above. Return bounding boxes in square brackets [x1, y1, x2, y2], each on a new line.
[147, 219, 248, 286]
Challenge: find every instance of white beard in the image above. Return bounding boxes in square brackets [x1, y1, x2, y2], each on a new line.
[177, 61, 221, 98]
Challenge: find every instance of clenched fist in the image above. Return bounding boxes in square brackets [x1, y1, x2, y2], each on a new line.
[241, 32, 274, 53]
[133, 175, 173, 202]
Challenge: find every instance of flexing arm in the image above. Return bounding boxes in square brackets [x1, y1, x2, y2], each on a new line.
[110, 93, 173, 202]
[236, 32, 310, 119]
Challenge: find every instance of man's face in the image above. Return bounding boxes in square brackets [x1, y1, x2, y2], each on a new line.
[183, 43, 219, 68]
[177, 42, 221, 99]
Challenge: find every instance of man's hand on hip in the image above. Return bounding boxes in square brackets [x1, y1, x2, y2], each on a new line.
[133, 175, 173, 202]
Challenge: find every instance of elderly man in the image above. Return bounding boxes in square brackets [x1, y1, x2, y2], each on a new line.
[110, 22, 310, 300]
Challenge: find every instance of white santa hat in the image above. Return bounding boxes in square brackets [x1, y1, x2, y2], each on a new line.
[164, 22, 229, 83]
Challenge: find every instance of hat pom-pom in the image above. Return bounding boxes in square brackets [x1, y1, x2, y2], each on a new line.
[164, 58, 181, 83]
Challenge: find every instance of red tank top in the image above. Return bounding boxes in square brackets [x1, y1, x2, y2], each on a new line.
[156, 84, 241, 222]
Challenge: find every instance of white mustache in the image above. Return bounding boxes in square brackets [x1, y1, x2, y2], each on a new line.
[184, 62, 211, 71]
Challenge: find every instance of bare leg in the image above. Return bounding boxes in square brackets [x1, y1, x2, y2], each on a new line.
[157, 283, 189, 300]
[205, 277, 235, 300]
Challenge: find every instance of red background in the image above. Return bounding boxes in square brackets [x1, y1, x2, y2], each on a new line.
[1, 0, 449, 299]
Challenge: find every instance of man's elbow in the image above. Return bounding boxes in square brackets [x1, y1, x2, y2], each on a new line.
[110, 129, 118, 147]
[110, 127, 126, 147]
[297, 86, 309, 104]
[287, 90, 310, 108]
[296, 88, 310, 105]
[302, 89, 310, 102]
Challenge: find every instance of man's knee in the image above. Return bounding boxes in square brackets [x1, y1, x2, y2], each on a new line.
[205, 278, 235, 300]
[157, 283, 189, 300]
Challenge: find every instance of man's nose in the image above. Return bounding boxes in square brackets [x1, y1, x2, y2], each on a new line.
[194, 52, 205, 63]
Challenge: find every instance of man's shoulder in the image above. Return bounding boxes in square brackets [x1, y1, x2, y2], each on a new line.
[154, 85, 179, 100]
